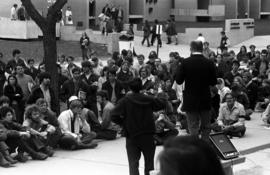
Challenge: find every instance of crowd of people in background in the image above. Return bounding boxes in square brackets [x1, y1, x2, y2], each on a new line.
[99, 4, 124, 36]
[0, 38, 270, 168]
[10, 3, 29, 21]
[0, 20, 270, 175]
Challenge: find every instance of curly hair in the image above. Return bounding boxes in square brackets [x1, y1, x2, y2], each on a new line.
[24, 104, 41, 120]
[0, 106, 14, 120]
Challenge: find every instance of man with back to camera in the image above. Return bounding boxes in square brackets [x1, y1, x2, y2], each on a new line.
[175, 40, 217, 142]
[110, 78, 166, 175]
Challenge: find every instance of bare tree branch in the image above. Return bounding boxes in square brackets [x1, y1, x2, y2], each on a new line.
[21, 0, 46, 29]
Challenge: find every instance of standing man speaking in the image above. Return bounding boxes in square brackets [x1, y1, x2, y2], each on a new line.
[175, 41, 217, 141]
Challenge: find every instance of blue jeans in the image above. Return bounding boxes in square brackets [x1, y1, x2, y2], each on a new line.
[186, 110, 211, 141]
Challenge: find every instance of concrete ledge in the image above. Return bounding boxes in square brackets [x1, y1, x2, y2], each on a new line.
[60, 26, 120, 54]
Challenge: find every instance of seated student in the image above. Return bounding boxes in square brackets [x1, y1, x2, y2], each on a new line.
[212, 93, 246, 138]
[231, 83, 252, 120]
[36, 98, 62, 148]
[256, 79, 270, 111]
[102, 69, 125, 104]
[24, 59, 39, 80]
[0, 96, 17, 121]
[154, 92, 178, 145]
[163, 78, 180, 114]
[261, 103, 270, 126]
[0, 123, 18, 167]
[23, 105, 55, 157]
[27, 72, 57, 113]
[96, 90, 120, 140]
[78, 91, 117, 140]
[210, 86, 220, 123]
[158, 136, 225, 175]
[216, 78, 231, 102]
[58, 97, 97, 150]
[0, 106, 48, 162]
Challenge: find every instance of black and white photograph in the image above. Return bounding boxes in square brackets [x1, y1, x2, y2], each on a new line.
[0, 0, 270, 175]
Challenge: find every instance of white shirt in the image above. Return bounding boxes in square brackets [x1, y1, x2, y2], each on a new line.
[65, 10, 73, 24]
[11, 7, 17, 20]
[196, 36, 205, 43]
[58, 109, 90, 138]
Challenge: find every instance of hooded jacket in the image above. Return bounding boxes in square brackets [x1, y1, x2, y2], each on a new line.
[111, 93, 166, 138]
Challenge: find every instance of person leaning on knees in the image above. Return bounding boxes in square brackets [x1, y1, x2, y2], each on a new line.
[58, 96, 97, 150]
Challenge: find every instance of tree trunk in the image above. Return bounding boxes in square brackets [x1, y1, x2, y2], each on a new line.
[21, 0, 67, 114]
[43, 23, 59, 114]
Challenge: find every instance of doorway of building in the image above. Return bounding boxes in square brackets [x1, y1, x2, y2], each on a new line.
[88, 0, 96, 29]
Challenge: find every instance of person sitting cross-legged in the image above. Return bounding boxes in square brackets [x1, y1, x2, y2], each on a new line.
[212, 93, 246, 138]
[0, 106, 48, 162]
[23, 105, 56, 157]
[153, 92, 178, 145]
[58, 96, 97, 150]
[96, 90, 121, 140]
[36, 98, 62, 148]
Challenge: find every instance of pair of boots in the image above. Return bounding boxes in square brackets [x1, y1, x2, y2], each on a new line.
[167, 37, 178, 45]
[14, 146, 49, 162]
[70, 142, 98, 150]
[0, 151, 17, 168]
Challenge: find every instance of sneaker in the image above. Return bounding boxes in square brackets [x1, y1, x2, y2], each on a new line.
[14, 153, 28, 163]
[31, 152, 48, 160]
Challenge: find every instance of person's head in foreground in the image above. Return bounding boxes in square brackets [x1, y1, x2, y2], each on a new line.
[158, 136, 225, 175]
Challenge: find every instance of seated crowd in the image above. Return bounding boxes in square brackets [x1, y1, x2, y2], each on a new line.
[0, 43, 270, 167]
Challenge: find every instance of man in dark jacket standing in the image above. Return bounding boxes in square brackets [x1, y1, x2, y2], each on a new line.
[175, 41, 217, 141]
[111, 78, 166, 175]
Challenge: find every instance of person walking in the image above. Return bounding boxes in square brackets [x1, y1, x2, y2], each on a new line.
[111, 78, 166, 175]
[165, 19, 178, 45]
[150, 19, 162, 48]
[175, 41, 217, 141]
[141, 20, 151, 47]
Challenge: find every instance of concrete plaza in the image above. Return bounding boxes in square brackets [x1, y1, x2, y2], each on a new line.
[1, 112, 270, 175]
[1, 35, 270, 175]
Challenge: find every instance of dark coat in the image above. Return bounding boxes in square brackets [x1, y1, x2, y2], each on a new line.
[60, 78, 91, 102]
[80, 73, 99, 103]
[165, 21, 177, 36]
[111, 93, 166, 138]
[102, 80, 125, 103]
[60, 79, 79, 103]
[4, 84, 24, 104]
[142, 79, 154, 91]
[116, 70, 134, 90]
[25, 67, 39, 80]
[6, 58, 26, 74]
[143, 23, 151, 37]
[27, 86, 57, 113]
[175, 54, 217, 112]
[79, 36, 90, 49]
